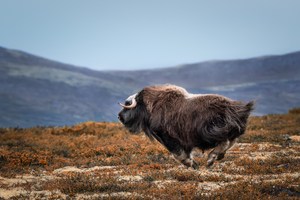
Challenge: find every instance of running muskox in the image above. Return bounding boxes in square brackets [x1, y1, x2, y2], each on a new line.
[118, 84, 254, 169]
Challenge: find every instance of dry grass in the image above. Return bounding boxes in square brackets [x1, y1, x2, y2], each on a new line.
[0, 109, 300, 199]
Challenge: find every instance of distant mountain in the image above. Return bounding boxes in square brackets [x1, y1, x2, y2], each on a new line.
[108, 51, 300, 115]
[0, 46, 137, 127]
[1, 46, 300, 127]
[110, 51, 300, 89]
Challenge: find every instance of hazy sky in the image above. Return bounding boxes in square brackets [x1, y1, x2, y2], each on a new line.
[1, 0, 300, 70]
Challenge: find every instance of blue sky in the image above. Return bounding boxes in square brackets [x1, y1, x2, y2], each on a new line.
[1, 0, 300, 70]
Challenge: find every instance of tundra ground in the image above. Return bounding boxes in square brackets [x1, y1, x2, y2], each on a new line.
[0, 109, 300, 199]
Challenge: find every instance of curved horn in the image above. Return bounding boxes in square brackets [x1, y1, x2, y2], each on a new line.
[118, 98, 137, 109]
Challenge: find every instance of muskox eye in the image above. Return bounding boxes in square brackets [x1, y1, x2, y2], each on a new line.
[125, 100, 131, 106]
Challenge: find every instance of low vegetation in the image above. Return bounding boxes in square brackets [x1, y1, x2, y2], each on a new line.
[0, 109, 300, 199]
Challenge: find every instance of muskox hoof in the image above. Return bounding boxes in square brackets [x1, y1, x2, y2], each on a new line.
[207, 160, 215, 167]
[191, 160, 200, 170]
[207, 153, 217, 167]
[181, 158, 199, 169]
[216, 153, 225, 161]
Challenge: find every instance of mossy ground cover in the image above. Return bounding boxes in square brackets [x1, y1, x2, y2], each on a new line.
[0, 109, 299, 199]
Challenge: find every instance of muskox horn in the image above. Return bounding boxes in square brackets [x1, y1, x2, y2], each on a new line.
[118, 97, 137, 109]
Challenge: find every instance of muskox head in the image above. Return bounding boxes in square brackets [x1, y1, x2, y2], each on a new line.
[118, 92, 149, 134]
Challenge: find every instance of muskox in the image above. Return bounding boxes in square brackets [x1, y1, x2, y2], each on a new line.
[118, 84, 254, 169]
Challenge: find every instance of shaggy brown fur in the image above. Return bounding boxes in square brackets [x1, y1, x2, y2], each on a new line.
[118, 84, 254, 168]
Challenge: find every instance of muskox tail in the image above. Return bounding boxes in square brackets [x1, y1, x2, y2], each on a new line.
[200, 101, 254, 147]
[236, 101, 255, 121]
[226, 100, 255, 140]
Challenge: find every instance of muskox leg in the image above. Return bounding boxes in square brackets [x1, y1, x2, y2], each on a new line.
[154, 132, 199, 169]
[153, 132, 199, 169]
[207, 140, 231, 167]
[216, 138, 237, 161]
[172, 149, 199, 169]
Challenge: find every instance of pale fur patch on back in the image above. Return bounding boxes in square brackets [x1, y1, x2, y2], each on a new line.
[185, 93, 210, 99]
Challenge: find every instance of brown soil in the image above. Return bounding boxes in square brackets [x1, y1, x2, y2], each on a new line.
[0, 109, 299, 199]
